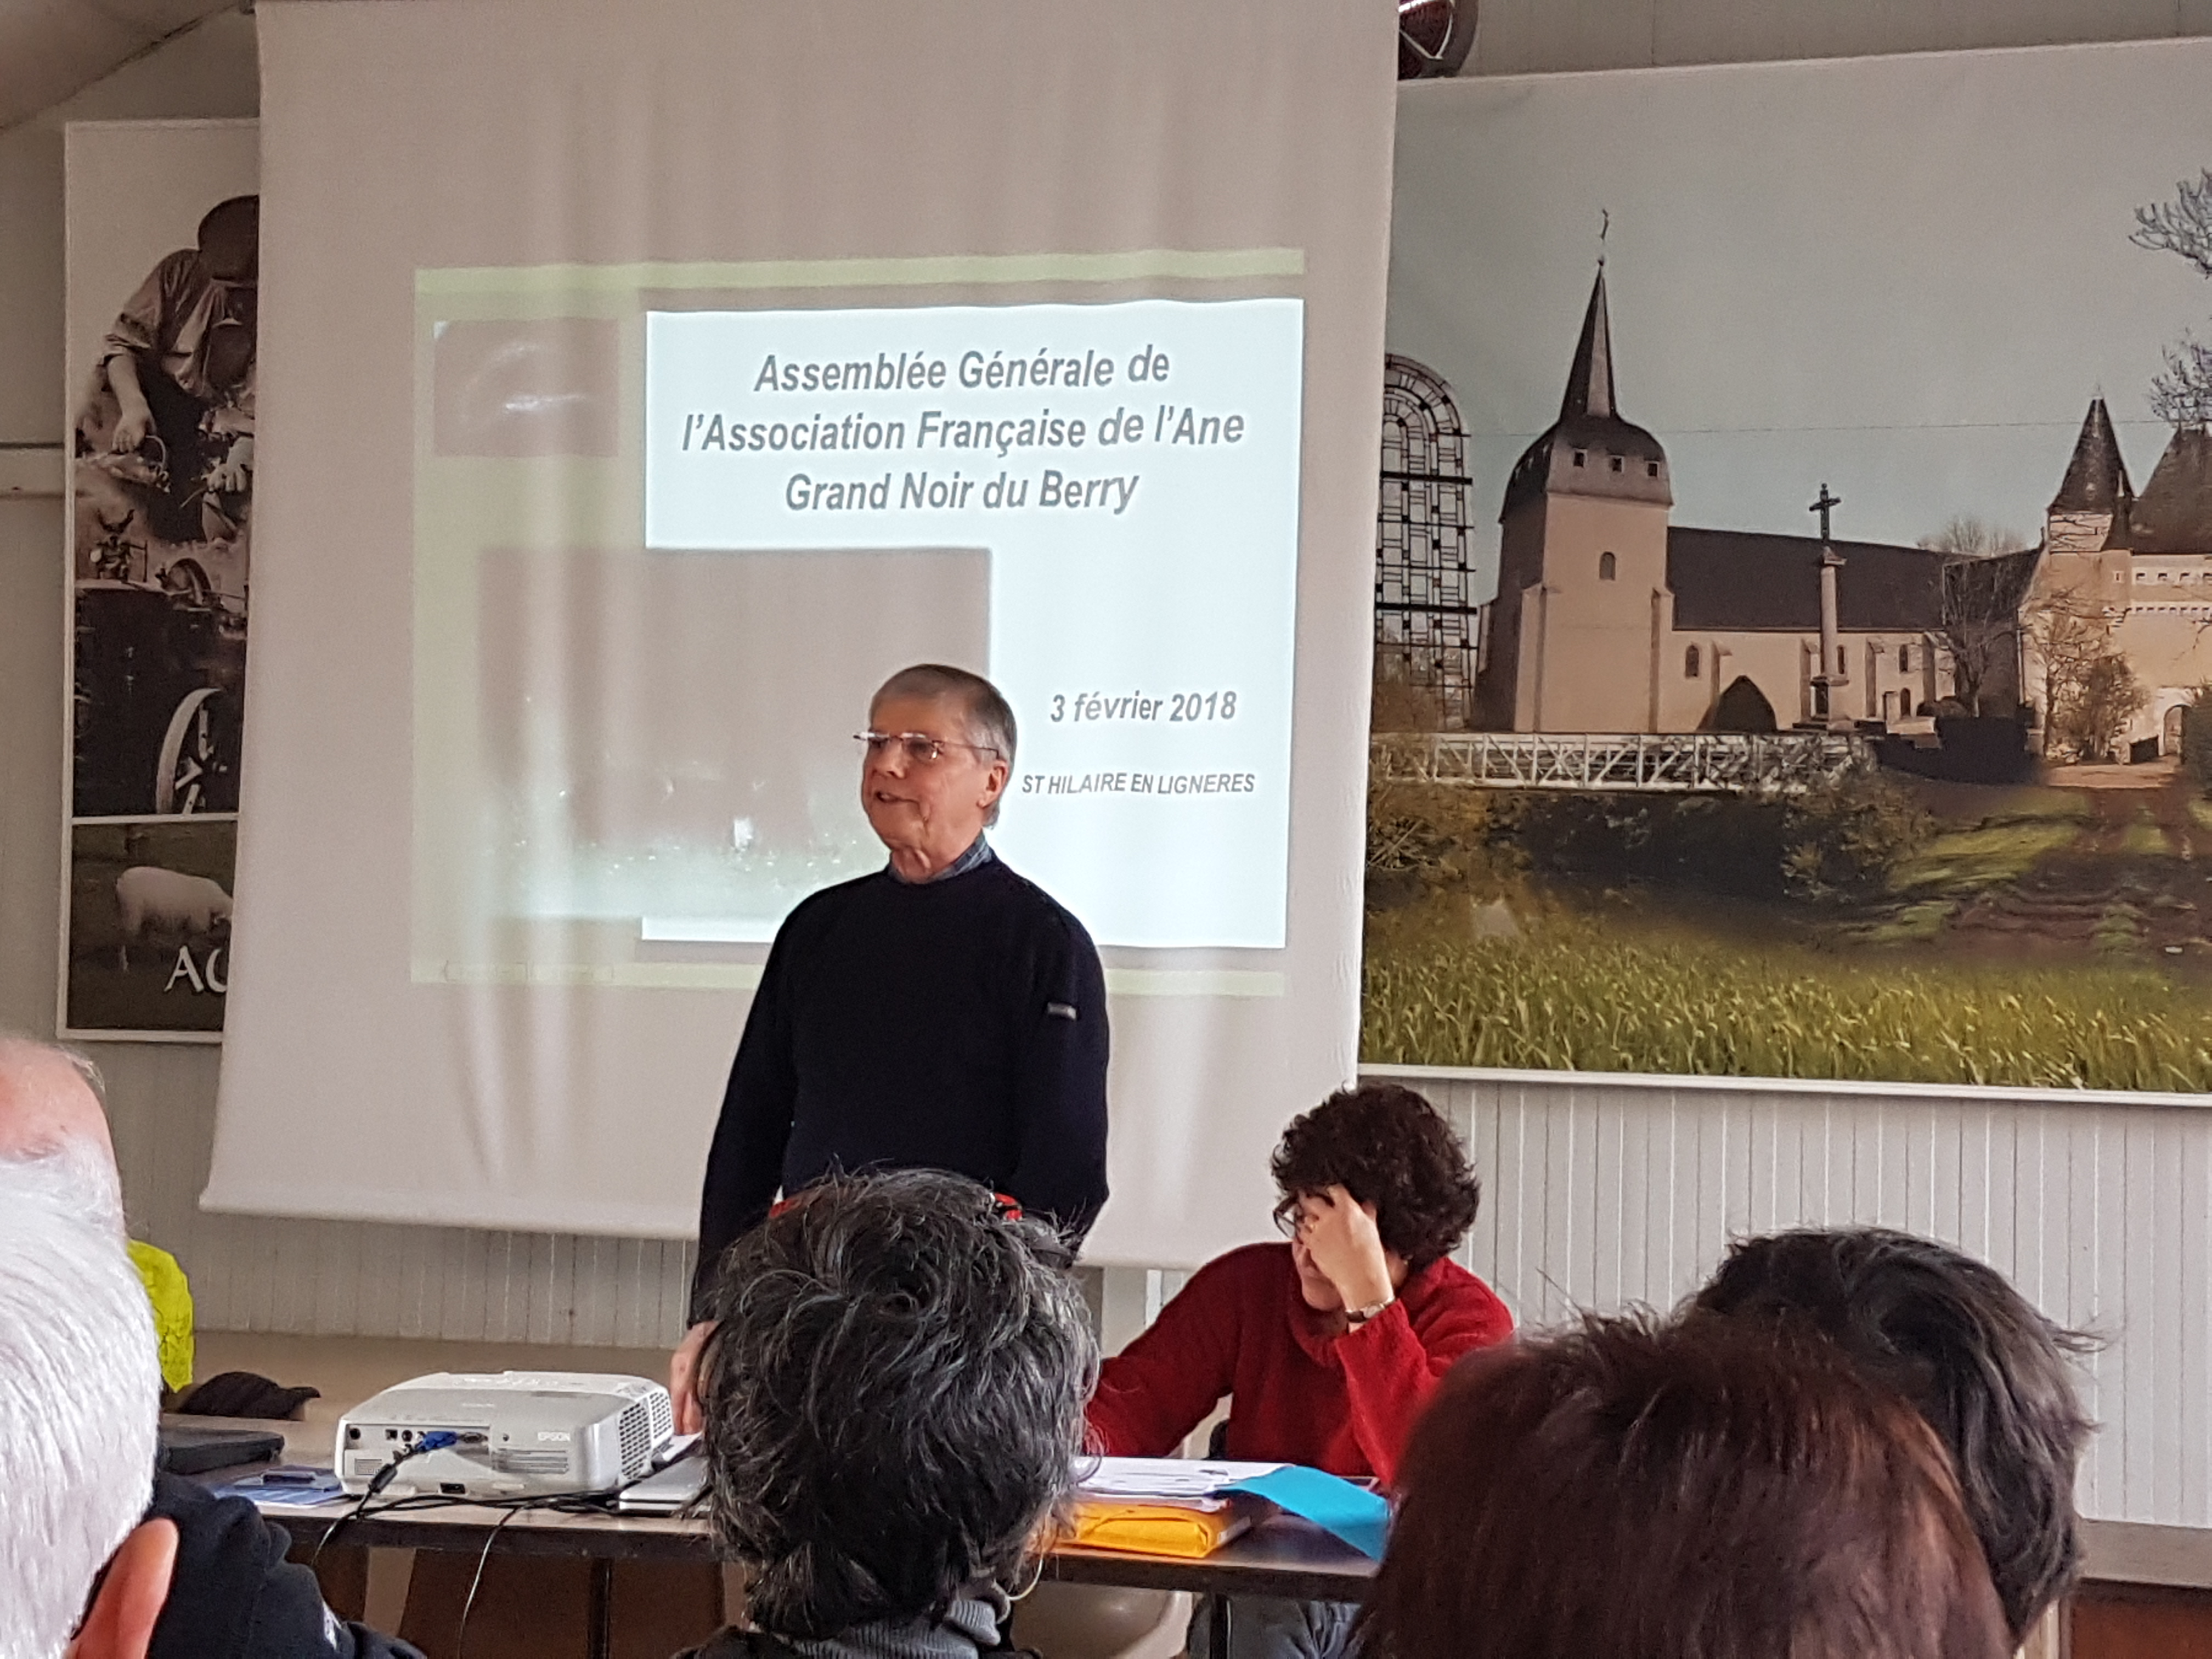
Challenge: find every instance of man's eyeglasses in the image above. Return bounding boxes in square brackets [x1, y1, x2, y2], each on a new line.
[855, 730, 1003, 766]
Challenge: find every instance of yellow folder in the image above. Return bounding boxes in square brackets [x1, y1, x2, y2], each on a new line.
[1069, 1497, 1255, 1559]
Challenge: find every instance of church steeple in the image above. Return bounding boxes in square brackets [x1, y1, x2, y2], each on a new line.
[1561, 266, 1617, 422]
[2130, 426, 2212, 554]
[2045, 396, 2135, 554]
[1500, 261, 1670, 520]
[2049, 397, 2132, 516]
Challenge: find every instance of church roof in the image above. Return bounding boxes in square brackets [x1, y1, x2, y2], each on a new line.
[2049, 397, 2134, 517]
[1501, 266, 1672, 520]
[2128, 426, 2212, 554]
[1562, 263, 1620, 424]
[1667, 527, 1949, 632]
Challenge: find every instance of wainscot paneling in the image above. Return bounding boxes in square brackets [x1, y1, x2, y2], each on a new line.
[1403, 1065, 2212, 1529]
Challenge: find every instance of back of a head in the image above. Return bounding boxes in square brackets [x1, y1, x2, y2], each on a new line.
[1362, 1314, 2010, 1659]
[195, 195, 259, 283]
[1691, 1227, 2092, 1639]
[697, 1171, 1096, 1640]
[0, 1141, 162, 1659]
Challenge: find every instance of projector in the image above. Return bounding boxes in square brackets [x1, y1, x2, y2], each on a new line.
[335, 1372, 675, 1498]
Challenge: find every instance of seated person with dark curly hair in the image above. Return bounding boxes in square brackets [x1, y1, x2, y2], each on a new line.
[1085, 1082, 1512, 1658]
[1689, 1227, 2094, 1649]
[678, 1169, 1096, 1659]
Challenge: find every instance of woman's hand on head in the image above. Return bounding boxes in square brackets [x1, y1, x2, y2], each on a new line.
[1298, 1186, 1396, 1313]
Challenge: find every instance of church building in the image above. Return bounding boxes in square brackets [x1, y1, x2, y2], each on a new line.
[1473, 269, 1989, 735]
[2028, 396, 2212, 754]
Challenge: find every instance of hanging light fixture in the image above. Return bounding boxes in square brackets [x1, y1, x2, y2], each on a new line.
[1399, 0, 1475, 80]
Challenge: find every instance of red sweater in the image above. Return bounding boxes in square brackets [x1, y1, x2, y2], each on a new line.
[1085, 1242, 1514, 1487]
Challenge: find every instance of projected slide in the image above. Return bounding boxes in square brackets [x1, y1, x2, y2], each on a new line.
[648, 300, 1301, 945]
[414, 270, 1304, 983]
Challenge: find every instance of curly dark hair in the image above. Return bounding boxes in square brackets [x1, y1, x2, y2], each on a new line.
[1691, 1227, 2096, 1645]
[696, 1170, 1097, 1639]
[1269, 1082, 1479, 1269]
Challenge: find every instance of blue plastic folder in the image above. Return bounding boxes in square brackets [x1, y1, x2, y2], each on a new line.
[1224, 1465, 1391, 1560]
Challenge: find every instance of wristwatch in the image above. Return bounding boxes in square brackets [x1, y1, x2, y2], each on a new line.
[1345, 1295, 1395, 1327]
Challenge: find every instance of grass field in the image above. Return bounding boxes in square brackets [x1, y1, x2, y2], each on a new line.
[1362, 899, 2212, 1091]
[1892, 819, 2080, 895]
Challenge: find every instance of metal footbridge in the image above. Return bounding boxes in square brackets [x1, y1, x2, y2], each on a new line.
[1370, 731, 1875, 794]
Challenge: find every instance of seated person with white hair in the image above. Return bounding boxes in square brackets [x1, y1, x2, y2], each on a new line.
[679, 1169, 1097, 1659]
[0, 1129, 172, 1659]
[0, 1036, 419, 1659]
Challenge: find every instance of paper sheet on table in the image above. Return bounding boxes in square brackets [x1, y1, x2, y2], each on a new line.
[1224, 1466, 1390, 1560]
[207, 1466, 351, 1508]
[1077, 1456, 1287, 1499]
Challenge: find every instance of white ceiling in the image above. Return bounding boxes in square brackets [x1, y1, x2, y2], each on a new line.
[0, 0, 240, 132]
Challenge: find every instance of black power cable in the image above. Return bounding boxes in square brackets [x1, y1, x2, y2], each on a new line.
[455, 1503, 532, 1659]
[309, 1431, 458, 1571]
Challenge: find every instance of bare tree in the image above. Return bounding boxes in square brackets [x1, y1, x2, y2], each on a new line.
[2027, 576, 2146, 760]
[2133, 168, 2212, 428]
[1928, 531, 2035, 716]
[2054, 653, 2148, 763]
[2023, 581, 2115, 754]
[2135, 167, 2212, 274]
[1371, 655, 1449, 733]
[2149, 337, 2212, 430]
[1918, 514, 2027, 559]
[2181, 684, 2212, 794]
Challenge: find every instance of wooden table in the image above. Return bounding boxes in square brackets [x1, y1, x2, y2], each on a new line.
[185, 1417, 1378, 1657]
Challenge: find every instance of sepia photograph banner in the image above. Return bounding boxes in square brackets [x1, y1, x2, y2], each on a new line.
[63, 119, 257, 1039]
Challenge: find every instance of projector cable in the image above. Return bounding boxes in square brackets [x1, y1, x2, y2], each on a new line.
[455, 1500, 534, 1659]
[311, 1430, 459, 1570]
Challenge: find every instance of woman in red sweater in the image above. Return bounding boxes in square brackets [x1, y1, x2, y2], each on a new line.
[1088, 1081, 1513, 1487]
[1086, 1082, 1512, 1657]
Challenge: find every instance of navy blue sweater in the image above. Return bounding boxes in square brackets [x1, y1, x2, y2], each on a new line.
[692, 856, 1109, 1315]
[149, 1472, 422, 1659]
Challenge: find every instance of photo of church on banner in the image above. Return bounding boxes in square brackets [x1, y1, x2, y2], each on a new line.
[1368, 51, 2212, 1094]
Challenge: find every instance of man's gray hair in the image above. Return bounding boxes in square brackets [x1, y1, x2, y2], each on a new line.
[872, 665, 1018, 828]
[0, 1139, 160, 1659]
[871, 664, 1018, 766]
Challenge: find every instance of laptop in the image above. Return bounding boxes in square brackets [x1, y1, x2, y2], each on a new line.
[157, 1422, 285, 1477]
[613, 1436, 708, 1514]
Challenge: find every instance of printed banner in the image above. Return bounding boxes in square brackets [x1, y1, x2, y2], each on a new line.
[1374, 43, 2212, 1095]
[63, 120, 258, 1038]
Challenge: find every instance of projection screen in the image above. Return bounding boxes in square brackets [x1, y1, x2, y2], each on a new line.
[207, 0, 1397, 1265]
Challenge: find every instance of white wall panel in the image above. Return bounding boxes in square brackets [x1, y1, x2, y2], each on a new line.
[1401, 1067, 2212, 1527]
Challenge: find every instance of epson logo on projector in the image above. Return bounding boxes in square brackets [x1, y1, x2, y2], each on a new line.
[536, 1430, 572, 1442]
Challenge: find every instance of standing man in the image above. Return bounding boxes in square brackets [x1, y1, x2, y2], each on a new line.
[673, 665, 1109, 1421]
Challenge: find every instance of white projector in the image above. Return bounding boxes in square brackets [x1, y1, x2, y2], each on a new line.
[335, 1372, 675, 1498]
